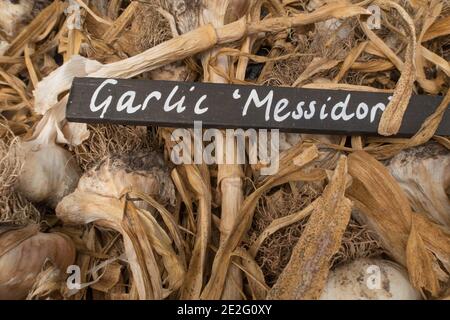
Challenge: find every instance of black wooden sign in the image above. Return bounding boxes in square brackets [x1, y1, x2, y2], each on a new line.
[66, 77, 450, 137]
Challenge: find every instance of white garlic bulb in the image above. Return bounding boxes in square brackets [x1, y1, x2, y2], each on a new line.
[16, 106, 81, 208]
[320, 258, 421, 300]
[0, 225, 76, 300]
[17, 144, 81, 208]
[57, 150, 176, 216]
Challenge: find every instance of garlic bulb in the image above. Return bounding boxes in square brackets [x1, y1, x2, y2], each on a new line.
[16, 102, 81, 208]
[0, 224, 76, 300]
[17, 144, 81, 208]
[320, 258, 421, 300]
[61, 150, 176, 211]
[386, 142, 450, 228]
[56, 151, 180, 300]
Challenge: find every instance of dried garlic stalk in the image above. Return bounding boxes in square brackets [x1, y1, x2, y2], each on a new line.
[366, 0, 416, 136]
[267, 156, 352, 299]
[200, 0, 247, 300]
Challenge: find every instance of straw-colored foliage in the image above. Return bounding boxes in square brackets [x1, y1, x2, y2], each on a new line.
[0, 0, 448, 300]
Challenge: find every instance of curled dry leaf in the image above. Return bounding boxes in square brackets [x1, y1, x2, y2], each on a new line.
[361, 0, 416, 136]
[180, 164, 212, 299]
[0, 224, 76, 300]
[406, 217, 441, 296]
[365, 89, 450, 159]
[232, 247, 269, 300]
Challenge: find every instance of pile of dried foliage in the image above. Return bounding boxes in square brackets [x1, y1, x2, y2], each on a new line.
[0, 0, 449, 300]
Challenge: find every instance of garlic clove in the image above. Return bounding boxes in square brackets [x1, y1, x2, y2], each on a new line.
[386, 142, 450, 228]
[320, 258, 421, 300]
[0, 225, 76, 300]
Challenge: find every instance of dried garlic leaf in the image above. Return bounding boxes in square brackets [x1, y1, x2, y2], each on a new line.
[406, 218, 440, 296]
[348, 151, 450, 296]
[90, 262, 122, 293]
[201, 145, 322, 299]
[181, 165, 212, 299]
[364, 0, 417, 136]
[267, 156, 352, 300]
[233, 247, 269, 300]
[122, 200, 163, 300]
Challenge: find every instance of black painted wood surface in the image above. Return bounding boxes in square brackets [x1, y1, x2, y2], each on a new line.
[66, 77, 450, 137]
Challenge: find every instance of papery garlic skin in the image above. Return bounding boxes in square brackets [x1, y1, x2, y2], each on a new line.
[0, 226, 76, 300]
[17, 144, 81, 208]
[320, 258, 421, 300]
[386, 143, 450, 228]
[77, 151, 176, 208]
